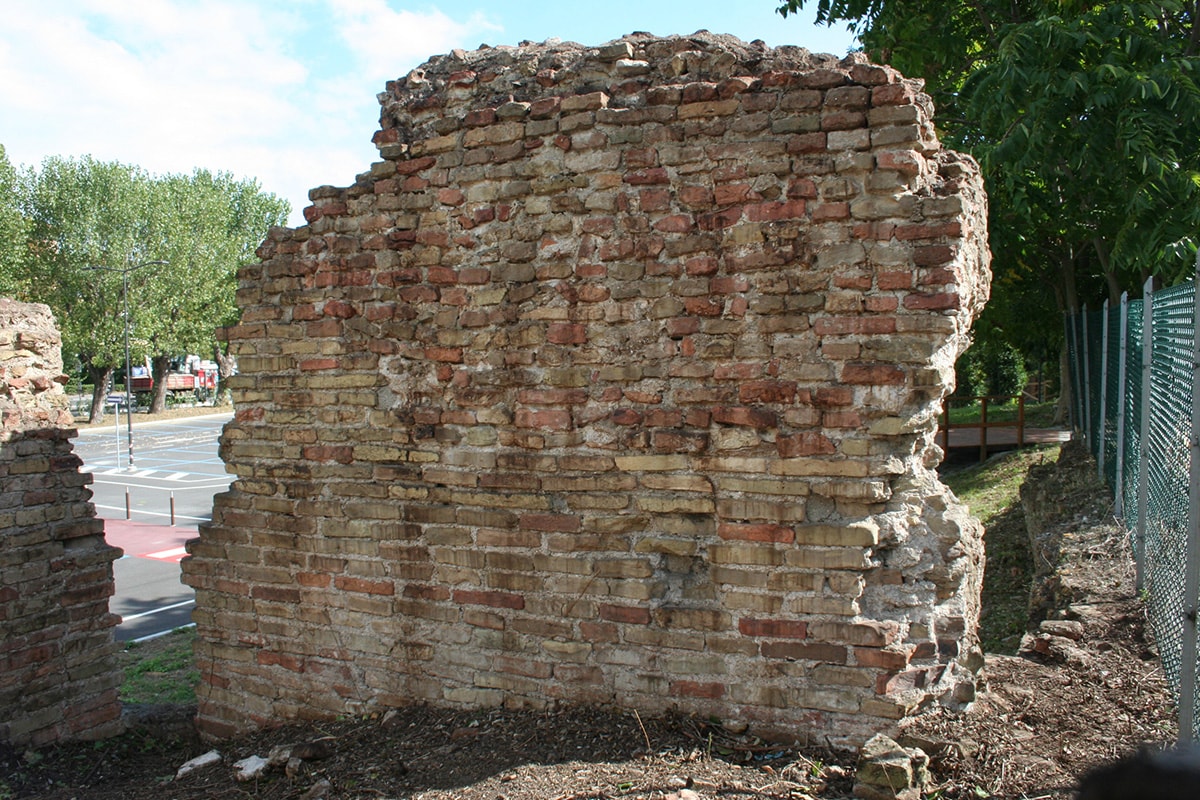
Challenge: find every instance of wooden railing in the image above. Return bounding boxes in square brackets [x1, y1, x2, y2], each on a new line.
[940, 394, 1025, 462]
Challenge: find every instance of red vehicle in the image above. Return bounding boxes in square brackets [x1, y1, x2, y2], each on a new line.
[129, 357, 219, 403]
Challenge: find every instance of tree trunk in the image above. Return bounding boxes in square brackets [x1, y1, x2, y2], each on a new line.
[1093, 238, 1122, 305]
[1053, 249, 1079, 426]
[86, 364, 113, 424]
[212, 342, 237, 406]
[149, 354, 171, 414]
[1054, 342, 1071, 427]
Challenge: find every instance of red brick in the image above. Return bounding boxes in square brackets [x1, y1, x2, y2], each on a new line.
[679, 185, 715, 208]
[712, 406, 777, 429]
[453, 589, 525, 610]
[670, 680, 726, 699]
[334, 576, 395, 595]
[323, 300, 357, 318]
[654, 214, 694, 233]
[746, 200, 806, 222]
[403, 584, 451, 600]
[520, 513, 582, 533]
[712, 364, 759, 383]
[599, 604, 650, 624]
[719, 523, 795, 544]
[623, 168, 669, 185]
[913, 244, 955, 266]
[697, 207, 743, 230]
[612, 408, 643, 425]
[739, 380, 797, 404]
[842, 364, 906, 385]
[777, 432, 836, 457]
[425, 347, 463, 363]
[547, 323, 588, 344]
[739, 618, 807, 638]
[811, 202, 849, 221]
[813, 316, 897, 336]
[515, 409, 572, 430]
[877, 271, 913, 290]
[302, 445, 354, 464]
[762, 641, 847, 663]
[639, 188, 672, 211]
[903, 292, 960, 311]
[854, 646, 912, 670]
[581, 621, 619, 642]
[518, 388, 588, 405]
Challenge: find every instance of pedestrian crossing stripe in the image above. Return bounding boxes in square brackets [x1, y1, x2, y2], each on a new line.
[84, 465, 205, 482]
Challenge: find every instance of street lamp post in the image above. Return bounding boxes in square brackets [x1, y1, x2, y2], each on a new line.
[88, 259, 166, 469]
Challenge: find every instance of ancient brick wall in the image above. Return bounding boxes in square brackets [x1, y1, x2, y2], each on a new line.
[0, 299, 123, 747]
[182, 33, 990, 746]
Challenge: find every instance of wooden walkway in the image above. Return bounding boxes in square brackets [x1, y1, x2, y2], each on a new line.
[939, 425, 1072, 462]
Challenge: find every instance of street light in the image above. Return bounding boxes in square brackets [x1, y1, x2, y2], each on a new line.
[88, 259, 166, 469]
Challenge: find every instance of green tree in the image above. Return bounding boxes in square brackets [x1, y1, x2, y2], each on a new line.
[0, 145, 29, 296]
[779, 0, 1200, 420]
[17, 156, 158, 422]
[138, 170, 288, 413]
[15, 156, 288, 420]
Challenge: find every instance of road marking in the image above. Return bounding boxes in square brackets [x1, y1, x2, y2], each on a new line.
[131, 623, 196, 644]
[121, 599, 195, 623]
[142, 546, 189, 562]
[93, 503, 211, 523]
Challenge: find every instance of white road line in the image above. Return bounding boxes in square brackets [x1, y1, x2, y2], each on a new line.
[121, 600, 195, 622]
[93, 504, 211, 523]
[144, 546, 189, 560]
[90, 476, 232, 490]
[131, 623, 196, 644]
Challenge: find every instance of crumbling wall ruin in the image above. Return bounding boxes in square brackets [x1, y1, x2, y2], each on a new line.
[182, 33, 990, 746]
[0, 299, 123, 747]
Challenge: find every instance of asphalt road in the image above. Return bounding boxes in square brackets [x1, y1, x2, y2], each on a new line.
[74, 412, 234, 641]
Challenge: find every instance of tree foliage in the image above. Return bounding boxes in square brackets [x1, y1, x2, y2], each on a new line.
[778, 0, 1200, 416]
[0, 146, 28, 296]
[8, 154, 288, 420]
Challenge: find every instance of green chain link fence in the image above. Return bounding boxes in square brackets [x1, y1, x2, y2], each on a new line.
[1064, 268, 1200, 744]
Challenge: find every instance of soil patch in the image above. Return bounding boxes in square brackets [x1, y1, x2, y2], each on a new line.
[0, 441, 1176, 799]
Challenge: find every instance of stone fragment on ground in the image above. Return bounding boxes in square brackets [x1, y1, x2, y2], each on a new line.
[174, 749, 221, 780]
[233, 754, 269, 781]
[853, 734, 929, 800]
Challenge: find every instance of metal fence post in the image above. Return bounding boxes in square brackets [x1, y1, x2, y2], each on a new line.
[1181, 258, 1200, 745]
[1136, 278, 1153, 593]
[1068, 311, 1085, 433]
[1082, 304, 1093, 448]
[1099, 299, 1110, 480]
[1115, 292, 1129, 519]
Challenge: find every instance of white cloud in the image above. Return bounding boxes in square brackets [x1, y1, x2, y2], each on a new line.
[0, 1, 498, 225]
[326, 0, 499, 80]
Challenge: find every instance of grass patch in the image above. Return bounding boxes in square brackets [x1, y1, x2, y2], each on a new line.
[943, 444, 1061, 523]
[120, 627, 199, 705]
[942, 444, 1062, 653]
[945, 399, 1059, 429]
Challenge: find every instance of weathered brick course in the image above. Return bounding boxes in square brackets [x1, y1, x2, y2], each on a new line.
[0, 300, 122, 747]
[183, 32, 990, 747]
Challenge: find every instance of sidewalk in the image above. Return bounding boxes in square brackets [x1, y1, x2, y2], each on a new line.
[102, 517, 198, 562]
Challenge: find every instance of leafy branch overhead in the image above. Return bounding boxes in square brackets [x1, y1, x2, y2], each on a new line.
[779, 0, 1200, 412]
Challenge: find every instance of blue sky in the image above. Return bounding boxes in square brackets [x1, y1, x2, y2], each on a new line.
[1, 1, 856, 226]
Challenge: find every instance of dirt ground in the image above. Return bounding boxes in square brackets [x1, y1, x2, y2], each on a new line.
[0, 441, 1178, 799]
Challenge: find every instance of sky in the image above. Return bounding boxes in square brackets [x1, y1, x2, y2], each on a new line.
[0, 1, 857, 227]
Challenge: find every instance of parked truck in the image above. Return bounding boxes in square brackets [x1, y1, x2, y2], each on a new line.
[129, 356, 219, 404]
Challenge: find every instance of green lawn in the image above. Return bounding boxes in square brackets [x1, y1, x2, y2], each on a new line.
[119, 627, 198, 705]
